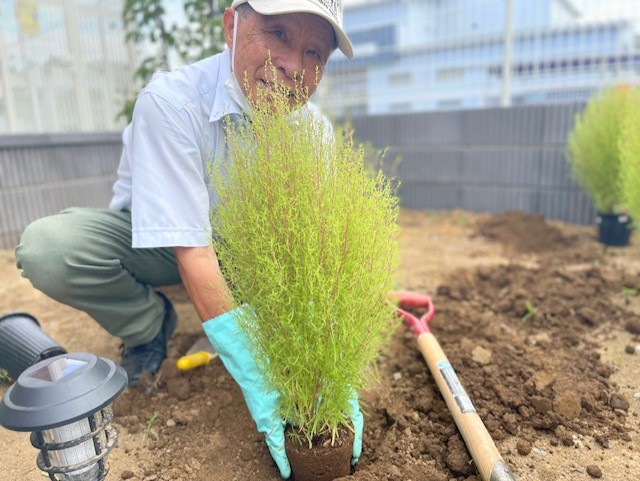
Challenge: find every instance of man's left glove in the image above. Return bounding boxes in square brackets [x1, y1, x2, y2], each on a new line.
[202, 306, 364, 478]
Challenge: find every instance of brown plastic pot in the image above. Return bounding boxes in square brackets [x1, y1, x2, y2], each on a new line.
[284, 424, 354, 481]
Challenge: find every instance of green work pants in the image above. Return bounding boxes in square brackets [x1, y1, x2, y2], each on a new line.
[15, 207, 182, 347]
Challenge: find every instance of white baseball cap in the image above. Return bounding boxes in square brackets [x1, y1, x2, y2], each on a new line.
[230, 0, 353, 59]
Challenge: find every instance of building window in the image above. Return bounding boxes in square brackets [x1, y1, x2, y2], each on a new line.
[388, 72, 413, 85]
[347, 104, 367, 116]
[436, 67, 464, 83]
[437, 99, 462, 110]
[390, 102, 412, 113]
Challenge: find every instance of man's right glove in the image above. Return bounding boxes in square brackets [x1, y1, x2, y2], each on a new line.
[202, 306, 365, 477]
[202, 307, 291, 478]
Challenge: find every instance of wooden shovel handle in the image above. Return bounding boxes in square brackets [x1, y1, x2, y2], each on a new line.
[417, 333, 515, 481]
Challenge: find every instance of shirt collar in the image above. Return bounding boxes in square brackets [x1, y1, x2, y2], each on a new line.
[209, 49, 244, 123]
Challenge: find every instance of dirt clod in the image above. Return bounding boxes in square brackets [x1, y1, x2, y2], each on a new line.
[586, 465, 603, 478]
[609, 393, 630, 411]
[531, 396, 553, 414]
[553, 391, 582, 420]
[445, 436, 473, 475]
[530, 371, 556, 392]
[625, 320, 640, 335]
[475, 210, 571, 253]
[471, 345, 492, 365]
[120, 470, 135, 480]
[516, 439, 533, 455]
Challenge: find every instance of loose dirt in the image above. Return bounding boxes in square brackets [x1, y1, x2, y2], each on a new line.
[1, 209, 639, 481]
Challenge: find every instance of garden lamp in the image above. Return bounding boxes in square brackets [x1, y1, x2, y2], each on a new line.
[0, 312, 67, 379]
[0, 352, 128, 481]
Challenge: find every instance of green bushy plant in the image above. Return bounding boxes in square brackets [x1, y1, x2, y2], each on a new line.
[334, 122, 401, 180]
[619, 89, 640, 228]
[566, 87, 632, 213]
[210, 69, 399, 447]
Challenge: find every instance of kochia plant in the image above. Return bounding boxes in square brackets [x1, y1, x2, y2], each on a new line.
[619, 89, 640, 228]
[210, 73, 399, 446]
[566, 87, 632, 213]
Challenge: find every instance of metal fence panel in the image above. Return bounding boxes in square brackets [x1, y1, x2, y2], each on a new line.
[0, 103, 596, 250]
[350, 102, 595, 225]
[0, 134, 121, 249]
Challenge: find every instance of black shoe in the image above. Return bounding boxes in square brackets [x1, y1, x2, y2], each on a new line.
[120, 292, 177, 387]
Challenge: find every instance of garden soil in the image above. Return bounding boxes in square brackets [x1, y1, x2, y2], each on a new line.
[1, 209, 639, 481]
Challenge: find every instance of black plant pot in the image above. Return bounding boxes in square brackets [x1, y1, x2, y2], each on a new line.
[596, 213, 631, 247]
[0, 312, 66, 380]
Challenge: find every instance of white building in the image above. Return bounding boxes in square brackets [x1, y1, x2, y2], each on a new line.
[3, 0, 639, 131]
[314, 0, 640, 118]
[0, 0, 137, 134]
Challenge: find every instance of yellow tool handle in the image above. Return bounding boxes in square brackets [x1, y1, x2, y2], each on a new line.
[177, 351, 214, 371]
[417, 333, 515, 481]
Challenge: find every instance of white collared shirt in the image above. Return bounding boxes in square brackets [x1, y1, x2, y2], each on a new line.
[110, 49, 242, 248]
[109, 49, 332, 248]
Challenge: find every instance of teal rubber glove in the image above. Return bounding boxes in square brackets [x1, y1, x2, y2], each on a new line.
[349, 395, 364, 465]
[203, 307, 365, 475]
[202, 307, 291, 479]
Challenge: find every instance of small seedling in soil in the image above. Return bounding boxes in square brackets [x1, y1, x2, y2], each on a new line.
[456, 215, 470, 227]
[521, 300, 537, 322]
[622, 286, 638, 297]
[144, 411, 159, 440]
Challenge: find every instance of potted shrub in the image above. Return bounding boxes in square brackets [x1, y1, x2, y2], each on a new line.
[209, 73, 399, 480]
[620, 89, 640, 235]
[566, 86, 633, 246]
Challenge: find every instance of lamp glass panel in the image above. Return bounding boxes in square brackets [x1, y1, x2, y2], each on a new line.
[29, 358, 87, 382]
[41, 411, 104, 481]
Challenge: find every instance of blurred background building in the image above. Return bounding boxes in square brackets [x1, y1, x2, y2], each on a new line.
[314, 0, 640, 117]
[0, 0, 136, 134]
[0, 0, 639, 133]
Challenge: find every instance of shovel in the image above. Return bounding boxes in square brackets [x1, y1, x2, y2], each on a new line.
[389, 290, 516, 481]
[176, 336, 218, 371]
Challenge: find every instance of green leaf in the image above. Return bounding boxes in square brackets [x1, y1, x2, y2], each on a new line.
[120, 0, 228, 116]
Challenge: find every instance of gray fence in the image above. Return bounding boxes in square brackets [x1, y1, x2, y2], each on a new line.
[0, 103, 593, 250]
[0, 133, 122, 249]
[350, 102, 595, 225]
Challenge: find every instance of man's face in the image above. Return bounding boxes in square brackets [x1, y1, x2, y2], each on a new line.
[223, 6, 335, 105]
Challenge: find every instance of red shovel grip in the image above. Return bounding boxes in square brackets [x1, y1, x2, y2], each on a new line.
[388, 290, 436, 336]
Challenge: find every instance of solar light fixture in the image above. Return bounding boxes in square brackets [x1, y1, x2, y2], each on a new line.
[0, 312, 67, 380]
[0, 352, 128, 481]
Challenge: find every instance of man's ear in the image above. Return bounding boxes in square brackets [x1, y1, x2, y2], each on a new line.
[223, 8, 236, 50]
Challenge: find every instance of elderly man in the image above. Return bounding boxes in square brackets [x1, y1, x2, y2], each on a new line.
[15, 0, 360, 477]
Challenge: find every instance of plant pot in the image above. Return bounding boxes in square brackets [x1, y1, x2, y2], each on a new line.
[0, 312, 66, 380]
[596, 213, 632, 247]
[284, 425, 354, 481]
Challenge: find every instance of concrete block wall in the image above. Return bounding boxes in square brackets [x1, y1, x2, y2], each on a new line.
[349, 102, 595, 225]
[0, 103, 594, 249]
[0, 133, 122, 249]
